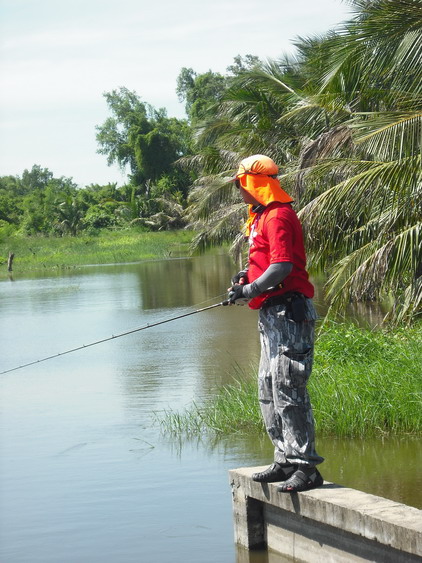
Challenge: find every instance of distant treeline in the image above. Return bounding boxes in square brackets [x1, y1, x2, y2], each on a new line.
[0, 163, 190, 236]
[0, 56, 261, 237]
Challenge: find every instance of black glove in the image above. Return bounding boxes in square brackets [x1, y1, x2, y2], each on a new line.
[231, 270, 248, 285]
[228, 284, 247, 304]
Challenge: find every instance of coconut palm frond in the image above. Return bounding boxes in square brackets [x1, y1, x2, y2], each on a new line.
[194, 118, 238, 147]
[320, 0, 422, 103]
[300, 154, 419, 228]
[153, 197, 184, 215]
[189, 203, 247, 254]
[392, 30, 422, 93]
[351, 111, 422, 160]
[231, 60, 302, 99]
[389, 275, 422, 325]
[277, 102, 324, 124]
[186, 178, 239, 223]
[177, 148, 238, 176]
[299, 153, 420, 278]
[294, 126, 354, 203]
[325, 222, 422, 321]
[326, 239, 386, 302]
[298, 126, 353, 170]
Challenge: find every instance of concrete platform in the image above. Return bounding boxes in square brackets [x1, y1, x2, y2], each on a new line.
[229, 466, 422, 562]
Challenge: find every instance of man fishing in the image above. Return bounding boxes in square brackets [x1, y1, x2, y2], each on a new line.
[227, 154, 324, 493]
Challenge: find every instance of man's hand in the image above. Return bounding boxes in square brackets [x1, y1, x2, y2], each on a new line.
[231, 270, 248, 286]
[227, 284, 248, 304]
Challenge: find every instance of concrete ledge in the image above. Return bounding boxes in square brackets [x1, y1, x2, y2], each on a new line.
[229, 466, 422, 562]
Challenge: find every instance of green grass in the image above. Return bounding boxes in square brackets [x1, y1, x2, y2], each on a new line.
[160, 373, 262, 436]
[0, 229, 194, 274]
[157, 322, 422, 438]
[311, 322, 422, 436]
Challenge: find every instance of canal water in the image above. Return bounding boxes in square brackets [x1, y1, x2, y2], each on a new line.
[0, 253, 420, 563]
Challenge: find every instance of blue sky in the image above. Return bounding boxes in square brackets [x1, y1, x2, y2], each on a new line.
[0, 0, 352, 187]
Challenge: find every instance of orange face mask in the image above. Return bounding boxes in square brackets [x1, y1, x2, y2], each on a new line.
[237, 173, 293, 207]
[237, 173, 293, 236]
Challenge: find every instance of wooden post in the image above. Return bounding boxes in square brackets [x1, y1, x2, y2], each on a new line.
[7, 252, 14, 272]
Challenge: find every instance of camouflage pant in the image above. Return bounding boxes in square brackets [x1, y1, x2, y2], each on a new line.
[257, 298, 324, 468]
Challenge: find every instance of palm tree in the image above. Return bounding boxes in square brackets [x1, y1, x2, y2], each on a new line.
[182, 0, 421, 323]
[297, 0, 422, 323]
[55, 195, 83, 236]
[180, 55, 320, 257]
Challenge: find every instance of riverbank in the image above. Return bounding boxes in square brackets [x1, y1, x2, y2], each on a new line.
[158, 321, 422, 438]
[0, 229, 194, 274]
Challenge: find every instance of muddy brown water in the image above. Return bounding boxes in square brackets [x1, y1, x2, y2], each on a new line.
[1, 254, 420, 563]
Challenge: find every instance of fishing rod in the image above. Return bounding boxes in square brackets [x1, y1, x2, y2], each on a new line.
[1, 299, 230, 375]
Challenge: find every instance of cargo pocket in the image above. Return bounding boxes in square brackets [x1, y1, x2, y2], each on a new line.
[277, 347, 313, 389]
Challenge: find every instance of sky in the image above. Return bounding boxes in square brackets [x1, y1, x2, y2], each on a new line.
[0, 0, 353, 187]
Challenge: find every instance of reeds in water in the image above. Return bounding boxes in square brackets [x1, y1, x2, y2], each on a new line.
[158, 322, 422, 438]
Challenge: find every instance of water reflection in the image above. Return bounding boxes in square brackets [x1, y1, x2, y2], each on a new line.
[135, 256, 230, 310]
[236, 545, 295, 563]
[318, 435, 422, 507]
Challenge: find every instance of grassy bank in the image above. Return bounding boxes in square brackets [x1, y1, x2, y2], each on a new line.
[158, 322, 422, 438]
[0, 229, 194, 273]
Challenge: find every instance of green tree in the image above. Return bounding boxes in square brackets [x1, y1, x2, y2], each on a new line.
[0, 176, 24, 226]
[226, 54, 262, 76]
[176, 56, 262, 127]
[20, 165, 54, 194]
[55, 195, 84, 236]
[96, 87, 193, 190]
[0, 166, 82, 235]
[176, 68, 228, 126]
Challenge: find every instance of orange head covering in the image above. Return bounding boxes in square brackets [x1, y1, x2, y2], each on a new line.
[234, 155, 293, 235]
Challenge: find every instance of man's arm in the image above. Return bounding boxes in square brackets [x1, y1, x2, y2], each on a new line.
[241, 262, 293, 299]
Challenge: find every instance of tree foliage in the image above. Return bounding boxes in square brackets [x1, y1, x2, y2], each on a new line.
[182, 1, 421, 324]
[176, 56, 262, 126]
[96, 87, 193, 191]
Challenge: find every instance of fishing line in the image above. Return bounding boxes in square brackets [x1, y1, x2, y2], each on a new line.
[1, 297, 230, 375]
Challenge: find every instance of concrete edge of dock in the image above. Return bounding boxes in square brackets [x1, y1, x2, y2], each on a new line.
[229, 466, 422, 562]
